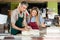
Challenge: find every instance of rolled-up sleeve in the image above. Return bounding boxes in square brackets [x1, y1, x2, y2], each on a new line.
[11, 10, 17, 24]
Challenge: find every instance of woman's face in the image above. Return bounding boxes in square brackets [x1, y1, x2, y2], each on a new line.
[31, 10, 37, 17]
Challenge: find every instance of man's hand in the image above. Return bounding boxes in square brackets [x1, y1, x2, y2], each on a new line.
[25, 26, 32, 30]
[21, 28, 29, 31]
[20, 26, 32, 31]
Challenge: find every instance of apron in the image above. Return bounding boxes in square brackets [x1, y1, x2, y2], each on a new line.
[28, 18, 39, 29]
[11, 14, 24, 35]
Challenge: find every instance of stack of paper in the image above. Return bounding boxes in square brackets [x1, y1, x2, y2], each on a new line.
[22, 29, 40, 36]
[44, 27, 60, 37]
[47, 27, 60, 34]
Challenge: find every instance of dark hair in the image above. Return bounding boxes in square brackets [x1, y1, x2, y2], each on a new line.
[21, 1, 28, 7]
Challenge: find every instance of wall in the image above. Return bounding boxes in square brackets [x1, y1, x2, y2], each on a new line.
[48, 1, 58, 13]
[11, 2, 19, 10]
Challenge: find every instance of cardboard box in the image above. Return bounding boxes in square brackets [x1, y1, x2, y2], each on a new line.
[0, 24, 4, 33]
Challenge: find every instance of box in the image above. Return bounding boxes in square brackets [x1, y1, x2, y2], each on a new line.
[0, 24, 4, 33]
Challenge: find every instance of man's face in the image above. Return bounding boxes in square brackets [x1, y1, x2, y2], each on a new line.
[20, 4, 27, 12]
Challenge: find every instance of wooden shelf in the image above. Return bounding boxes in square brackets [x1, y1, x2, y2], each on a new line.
[0, 0, 57, 2]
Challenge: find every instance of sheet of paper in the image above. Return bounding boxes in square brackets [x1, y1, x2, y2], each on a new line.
[21, 36, 32, 40]
[0, 14, 8, 24]
[0, 36, 5, 39]
[22, 29, 40, 36]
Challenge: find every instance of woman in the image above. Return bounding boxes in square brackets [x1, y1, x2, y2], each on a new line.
[27, 7, 46, 29]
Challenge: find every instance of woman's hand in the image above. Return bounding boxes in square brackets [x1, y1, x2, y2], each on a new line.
[41, 23, 46, 28]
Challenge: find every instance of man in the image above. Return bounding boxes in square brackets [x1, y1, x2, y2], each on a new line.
[11, 1, 29, 35]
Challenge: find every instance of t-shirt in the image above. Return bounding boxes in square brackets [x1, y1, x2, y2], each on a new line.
[11, 9, 29, 24]
[27, 16, 44, 24]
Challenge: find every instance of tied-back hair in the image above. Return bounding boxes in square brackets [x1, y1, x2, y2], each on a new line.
[28, 7, 40, 27]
